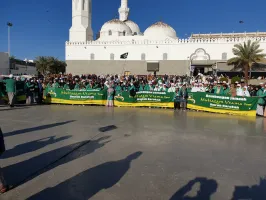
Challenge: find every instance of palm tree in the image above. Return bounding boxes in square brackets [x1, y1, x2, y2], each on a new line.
[35, 56, 67, 75]
[227, 40, 266, 83]
[35, 56, 49, 75]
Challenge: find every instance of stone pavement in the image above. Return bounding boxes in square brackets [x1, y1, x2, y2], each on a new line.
[0, 105, 266, 200]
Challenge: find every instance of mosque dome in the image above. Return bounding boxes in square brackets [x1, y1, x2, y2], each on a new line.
[100, 19, 132, 37]
[144, 21, 177, 39]
[124, 20, 141, 35]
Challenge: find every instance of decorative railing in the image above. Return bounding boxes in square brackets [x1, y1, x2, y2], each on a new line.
[66, 37, 266, 46]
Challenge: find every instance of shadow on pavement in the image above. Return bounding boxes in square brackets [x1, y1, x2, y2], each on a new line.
[99, 125, 118, 132]
[0, 107, 29, 111]
[232, 177, 266, 200]
[169, 177, 218, 200]
[27, 151, 142, 200]
[4, 120, 75, 137]
[1, 135, 72, 159]
[3, 136, 111, 188]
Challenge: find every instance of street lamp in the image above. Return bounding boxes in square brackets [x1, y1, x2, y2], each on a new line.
[24, 58, 28, 74]
[7, 22, 13, 74]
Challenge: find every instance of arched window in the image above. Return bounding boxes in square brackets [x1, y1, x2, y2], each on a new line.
[133, 32, 137, 36]
[163, 53, 168, 60]
[123, 31, 126, 36]
[222, 52, 227, 60]
[110, 53, 114, 60]
[90, 53, 95, 60]
[141, 53, 146, 61]
[108, 30, 112, 36]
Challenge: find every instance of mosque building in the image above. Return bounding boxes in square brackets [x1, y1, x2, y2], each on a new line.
[66, 0, 266, 76]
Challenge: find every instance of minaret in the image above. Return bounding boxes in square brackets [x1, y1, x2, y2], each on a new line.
[119, 0, 129, 21]
[69, 0, 93, 41]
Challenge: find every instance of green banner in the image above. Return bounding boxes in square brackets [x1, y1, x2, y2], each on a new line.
[44, 88, 259, 116]
[187, 92, 258, 116]
[115, 91, 175, 103]
[44, 88, 107, 105]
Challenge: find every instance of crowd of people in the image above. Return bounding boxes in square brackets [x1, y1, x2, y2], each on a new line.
[0, 73, 266, 113]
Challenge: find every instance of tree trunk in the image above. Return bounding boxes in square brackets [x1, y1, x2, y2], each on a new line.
[244, 64, 249, 84]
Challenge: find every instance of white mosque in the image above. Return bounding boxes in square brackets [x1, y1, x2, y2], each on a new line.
[66, 0, 266, 76]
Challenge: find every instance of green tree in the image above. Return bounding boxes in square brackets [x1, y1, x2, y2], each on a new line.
[227, 40, 266, 83]
[35, 56, 66, 75]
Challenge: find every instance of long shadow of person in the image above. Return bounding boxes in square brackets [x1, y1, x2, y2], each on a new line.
[4, 120, 75, 137]
[27, 151, 142, 200]
[169, 177, 218, 200]
[1, 135, 72, 159]
[3, 136, 110, 188]
[232, 177, 266, 200]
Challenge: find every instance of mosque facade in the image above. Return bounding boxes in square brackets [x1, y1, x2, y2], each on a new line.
[66, 0, 266, 75]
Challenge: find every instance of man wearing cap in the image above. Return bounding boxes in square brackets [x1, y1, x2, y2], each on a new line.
[1, 74, 16, 107]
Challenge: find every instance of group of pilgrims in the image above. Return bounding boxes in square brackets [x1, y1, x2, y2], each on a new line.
[1, 73, 266, 115]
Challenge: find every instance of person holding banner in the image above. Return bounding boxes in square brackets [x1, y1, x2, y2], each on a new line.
[257, 84, 266, 116]
[173, 88, 181, 110]
[179, 84, 188, 111]
[106, 83, 115, 107]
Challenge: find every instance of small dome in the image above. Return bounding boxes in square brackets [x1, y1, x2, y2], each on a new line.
[124, 20, 141, 35]
[144, 21, 177, 39]
[100, 19, 132, 37]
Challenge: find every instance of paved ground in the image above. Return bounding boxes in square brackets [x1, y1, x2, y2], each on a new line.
[0, 105, 266, 200]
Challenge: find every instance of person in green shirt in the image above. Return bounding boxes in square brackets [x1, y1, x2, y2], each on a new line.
[2, 74, 16, 107]
[257, 84, 266, 116]
[74, 82, 80, 90]
[138, 82, 144, 91]
[63, 81, 70, 90]
[257, 84, 265, 109]
[86, 82, 93, 90]
[222, 84, 230, 96]
[46, 80, 53, 88]
[115, 83, 122, 94]
[144, 82, 153, 91]
[25, 80, 34, 105]
[52, 80, 60, 88]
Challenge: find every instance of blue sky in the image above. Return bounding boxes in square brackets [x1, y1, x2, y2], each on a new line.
[0, 0, 266, 61]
